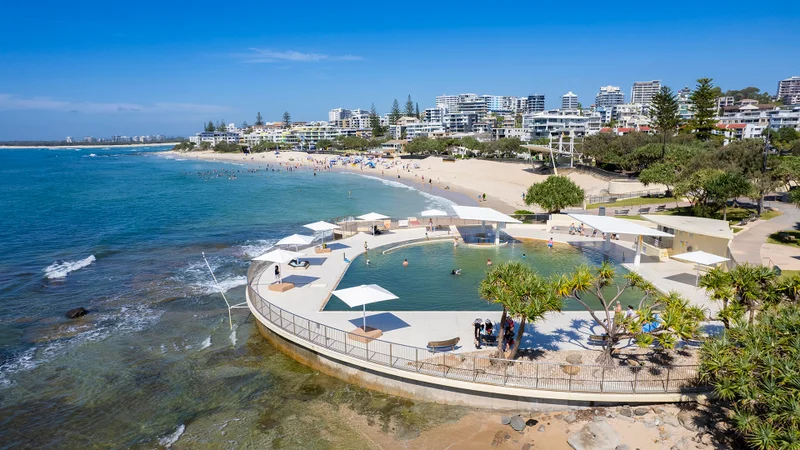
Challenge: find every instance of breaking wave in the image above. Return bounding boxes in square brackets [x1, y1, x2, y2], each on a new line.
[43, 255, 96, 279]
[158, 424, 185, 447]
[355, 174, 455, 212]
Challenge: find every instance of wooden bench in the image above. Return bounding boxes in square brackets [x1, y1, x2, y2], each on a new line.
[588, 334, 610, 345]
[613, 209, 630, 216]
[638, 207, 651, 214]
[427, 337, 460, 352]
[655, 205, 666, 212]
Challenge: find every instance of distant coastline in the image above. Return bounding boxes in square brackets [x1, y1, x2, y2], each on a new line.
[0, 142, 181, 150]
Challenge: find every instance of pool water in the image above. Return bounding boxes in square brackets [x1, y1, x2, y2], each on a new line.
[325, 240, 644, 312]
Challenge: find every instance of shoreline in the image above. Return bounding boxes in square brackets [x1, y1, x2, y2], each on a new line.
[0, 142, 180, 150]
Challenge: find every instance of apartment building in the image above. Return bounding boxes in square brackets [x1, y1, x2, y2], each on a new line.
[778, 76, 800, 105]
[526, 94, 545, 113]
[595, 86, 625, 108]
[561, 92, 579, 110]
[522, 111, 590, 138]
[631, 80, 661, 106]
[442, 112, 477, 133]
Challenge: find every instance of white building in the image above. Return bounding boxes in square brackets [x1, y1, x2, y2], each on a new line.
[328, 108, 352, 123]
[561, 92, 579, 110]
[442, 112, 477, 133]
[526, 94, 545, 113]
[65, 136, 73, 143]
[677, 87, 694, 122]
[404, 122, 445, 139]
[522, 111, 590, 138]
[435, 95, 459, 111]
[778, 76, 800, 105]
[423, 107, 446, 123]
[631, 80, 661, 106]
[595, 86, 625, 108]
[189, 131, 240, 145]
[718, 105, 800, 135]
[348, 112, 372, 130]
[492, 127, 531, 141]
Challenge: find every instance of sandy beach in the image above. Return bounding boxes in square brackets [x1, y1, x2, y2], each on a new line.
[165, 150, 657, 212]
[0, 142, 181, 149]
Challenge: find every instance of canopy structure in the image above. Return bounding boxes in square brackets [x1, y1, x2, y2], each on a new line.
[567, 213, 673, 266]
[303, 221, 340, 245]
[357, 212, 390, 235]
[421, 209, 448, 230]
[253, 249, 301, 284]
[331, 284, 398, 331]
[452, 205, 521, 245]
[276, 234, 315, 251]
[672, 251, 730, 286]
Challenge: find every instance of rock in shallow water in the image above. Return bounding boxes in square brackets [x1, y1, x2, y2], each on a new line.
[65, 307, 88, 319]
[510, 415, 527, 432]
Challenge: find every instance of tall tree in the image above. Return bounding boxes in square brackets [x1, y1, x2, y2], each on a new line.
[525, 175, 585, 213]
[649, 86, 680, 160]
[390, 99, 401, 125]
[255, 112, 264, 126]
[241, 121, 249, 129]
[415, 102, 420, 119]
[216, 120, 227, 132]
[282, 111, 291, 127]
[479, 262, 526, 356]
[205, 121, 215, 132]
[689, 78, 718, 141]
[369, 103, 383, 137]
[404, 95, 414, 117]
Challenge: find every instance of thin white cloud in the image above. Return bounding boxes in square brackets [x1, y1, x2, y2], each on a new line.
[238, 48, 363, 63]
[0, 94, 229, 114]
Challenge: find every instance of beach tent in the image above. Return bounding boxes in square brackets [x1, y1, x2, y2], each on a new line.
[303, 221, 340, 246]
[276, 234, 315, 251]
[331, 284, 398, 331]
[420, 209, 448, 230]
[358, 212, 390, 235]
[253, 249, 301, 284]
[671, 250, 730, 285]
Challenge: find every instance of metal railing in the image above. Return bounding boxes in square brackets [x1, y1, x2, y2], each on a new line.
[246, 263, 706, 395]
[586, 189, 669, 205]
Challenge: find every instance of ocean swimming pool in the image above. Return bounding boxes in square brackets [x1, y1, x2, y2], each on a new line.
[324, 240, 644, 312]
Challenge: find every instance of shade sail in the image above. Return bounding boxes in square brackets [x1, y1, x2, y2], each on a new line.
[567, 213, 673, 237]
[303, 221, 340, 232]
[276, 234, 315, 247]
[671, 251, 730, 266]
[420, 209, 448, 217]
[331, 284, 398, 308]
[452, 205, 521, 223]
[357, 212, 390, 221]
[252, 249, 301, 263]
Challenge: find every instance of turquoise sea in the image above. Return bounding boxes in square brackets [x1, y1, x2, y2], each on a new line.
[0, 146, 466, 448]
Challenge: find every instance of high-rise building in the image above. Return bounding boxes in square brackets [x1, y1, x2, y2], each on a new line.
[677, 87, 694, 122]
[435, 95, 460, 111]
[328, 108, 351, 122]
[526, 94, 545, 113]
[778, 76, 800, 105]
[595, 86, 625, 108]
[631, 80, 662, 105]
[561, 92, 579, 110]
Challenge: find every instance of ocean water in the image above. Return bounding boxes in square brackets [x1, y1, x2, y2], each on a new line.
[0, 146, 464, 448]
[327, 240, 640, 311]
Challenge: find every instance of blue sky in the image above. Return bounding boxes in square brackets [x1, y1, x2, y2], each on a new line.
[1, 1, 798, 140]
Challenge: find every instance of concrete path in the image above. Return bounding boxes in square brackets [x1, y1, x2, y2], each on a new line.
[250, 225, 714, 355]
[729, 201, 800, 269]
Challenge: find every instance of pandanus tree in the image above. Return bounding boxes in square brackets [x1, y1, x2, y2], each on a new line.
[478, 262, 563, 359]
[556, 262, 705, 365]
[700, 303, 800, 450]
[700, 264, 780, 327]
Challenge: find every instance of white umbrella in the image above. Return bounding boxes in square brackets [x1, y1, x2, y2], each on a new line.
[331, 284, 398, 331]
[671, 251, 730, 286]
[420, 209, 448, 230]
[303, 221, 340, 246]
[276, 234, 315, 251]
[357, 212, 390, 235]
[253, 249, 301, 283]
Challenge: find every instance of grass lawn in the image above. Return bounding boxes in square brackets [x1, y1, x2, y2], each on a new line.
[658, 206, 782, 225]
[779, 270, 800, 280]
[767, 230, 800, 248]
[618, 215, 646, 221]
[587, 196, 677, 209]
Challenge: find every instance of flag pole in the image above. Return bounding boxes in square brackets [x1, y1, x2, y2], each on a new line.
[203, 252, 234, 330]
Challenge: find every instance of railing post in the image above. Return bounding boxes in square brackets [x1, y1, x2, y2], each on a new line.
[503, 362, 508, 386]
[292, 314, 296, 335]
[389, 344, 393, 367]
[633, 369, 639, 393]
[366, 339, 370, 361]
[535, 362, 539, 389]
[665, 367, 671, 392]
[472, 356, 477, 381]
[415, 348, 419, 372]
[601, 367, 605, 393]
[324, 326, 328, 347]
[442, 353, 446, 377]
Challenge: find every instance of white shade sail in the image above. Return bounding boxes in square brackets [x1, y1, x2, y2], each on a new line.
[671, 251, 730, 266]
[276, 234, 315, 246]
[331, 284, 398, 308]
[252, 249, 301, 263]
[357, 212, 390, 221]
[303, 221, 340, 232]
[420, 209, 448, 217]
[452, 205, 521, 223]
[567, 213, 673, 237]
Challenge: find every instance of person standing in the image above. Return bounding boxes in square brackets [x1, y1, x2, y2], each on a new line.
[274, 264, 280, 281]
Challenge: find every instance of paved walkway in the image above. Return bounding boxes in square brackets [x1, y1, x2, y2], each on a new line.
[250, 225, 714, 355]
[729, 201, 800, 269]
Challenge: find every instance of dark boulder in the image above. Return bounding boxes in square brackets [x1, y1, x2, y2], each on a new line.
[66, 307, 88, 319]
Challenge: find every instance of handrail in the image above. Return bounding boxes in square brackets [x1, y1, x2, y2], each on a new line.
[246, 263, 706, 395]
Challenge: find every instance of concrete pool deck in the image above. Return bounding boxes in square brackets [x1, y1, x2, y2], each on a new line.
[249, 225, 715, 355]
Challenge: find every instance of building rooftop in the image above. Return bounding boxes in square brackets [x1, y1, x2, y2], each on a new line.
[641, 215, 733, 240]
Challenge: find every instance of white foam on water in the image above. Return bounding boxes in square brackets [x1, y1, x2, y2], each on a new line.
[239, 239, 279, 259]
[43, 255, 96, 279]
[158, 424, 185, 448]
[179, 259, 248, 295]
[354, 174, 456, 212]
[199, 336, 212, 351]
[229, 325, 238, 346]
